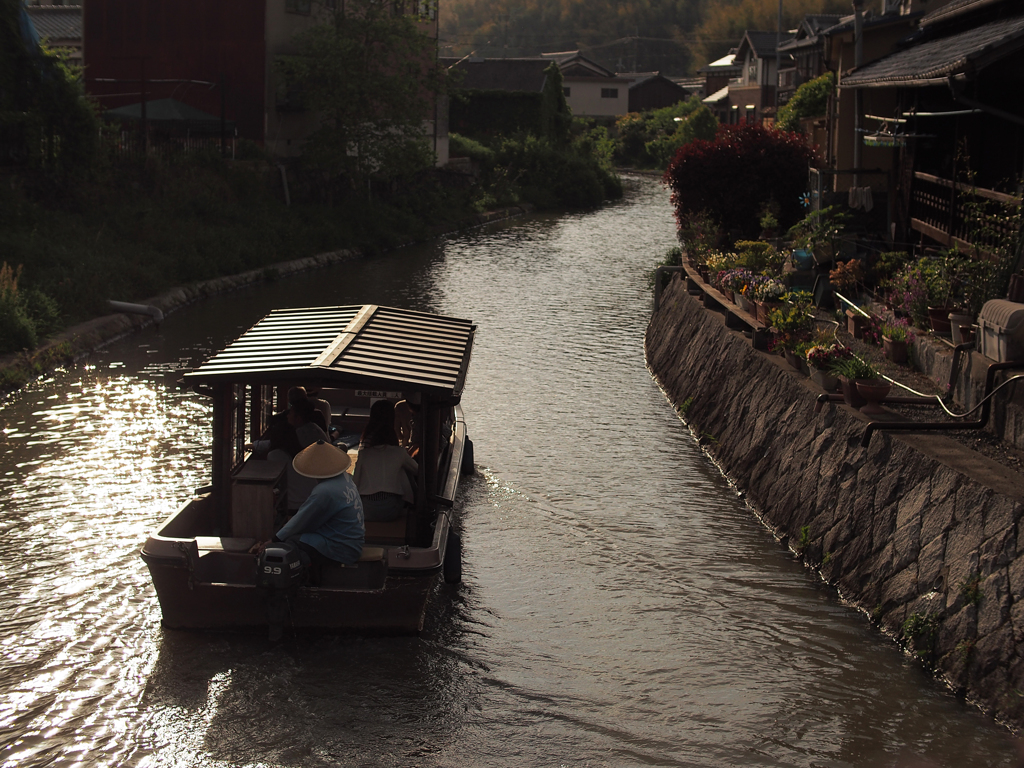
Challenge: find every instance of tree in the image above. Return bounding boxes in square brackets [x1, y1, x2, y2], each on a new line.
[539, 62, 571, 146]
[278, 0, 445, 182]
[665, 122, 813, 240]
[0, 0, 99, 176]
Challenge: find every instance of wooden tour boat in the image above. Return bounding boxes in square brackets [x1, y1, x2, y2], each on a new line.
[141, 304, 475, 635]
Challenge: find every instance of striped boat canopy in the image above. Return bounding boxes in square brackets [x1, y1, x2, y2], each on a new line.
[184, 305, 475, 398]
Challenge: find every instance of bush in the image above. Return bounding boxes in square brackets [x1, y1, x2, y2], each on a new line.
[665, 123, 813, 241]
[495, 135, 621, 210]
[449, 133, 495, 167]
[777, 72, 834, 133]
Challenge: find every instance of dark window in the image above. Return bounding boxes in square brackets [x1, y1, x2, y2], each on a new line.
[601, 88, 618, 99]
[563, 87, 571, 97]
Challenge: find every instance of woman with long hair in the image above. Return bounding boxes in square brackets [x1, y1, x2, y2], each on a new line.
[353, 400, 418, 522]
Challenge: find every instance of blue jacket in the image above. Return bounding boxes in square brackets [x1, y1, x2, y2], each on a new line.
[276, 473, 364, 564]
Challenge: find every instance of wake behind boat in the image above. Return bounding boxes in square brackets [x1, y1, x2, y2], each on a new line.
[141, 304, 475, 635]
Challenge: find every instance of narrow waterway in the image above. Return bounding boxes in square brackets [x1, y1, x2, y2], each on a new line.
[0, 176, 1018, 767]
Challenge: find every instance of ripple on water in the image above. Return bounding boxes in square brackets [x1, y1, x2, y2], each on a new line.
[0, 177, 1018, 767]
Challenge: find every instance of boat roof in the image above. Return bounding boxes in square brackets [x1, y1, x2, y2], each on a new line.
[184, 305, 475, 398]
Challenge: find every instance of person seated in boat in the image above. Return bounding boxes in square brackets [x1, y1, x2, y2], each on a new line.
[254, 440, 364, 584]
[290, 386, 331, 434]
[289, 397, 329, 450]
[353, 399, 418, 522]
[251, 386, 326, 458]
[393, 397, 420, 458]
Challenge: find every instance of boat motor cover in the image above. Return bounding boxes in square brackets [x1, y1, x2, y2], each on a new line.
[258, 542, 304, 589]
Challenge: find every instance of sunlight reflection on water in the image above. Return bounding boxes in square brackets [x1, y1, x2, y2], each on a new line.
[0, 177, 1018, 767]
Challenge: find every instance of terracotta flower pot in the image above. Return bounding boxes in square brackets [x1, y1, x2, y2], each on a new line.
[882, 335, 908, 365]
[839, 376, 867, 408]
[810, 368, 839, 392]
[856, 378, 892, 415]
[928, 306, 955, 335]
[846, 309, 868, 339]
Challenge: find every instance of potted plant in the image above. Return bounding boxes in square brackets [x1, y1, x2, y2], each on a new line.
[806, 342, 851, 391]
[751, 277, 787, 323]
[787, 205, 850, 265]
[881, 317, 914, 364]
[768, 290, 815, 362]
[831, 357, 890, 414]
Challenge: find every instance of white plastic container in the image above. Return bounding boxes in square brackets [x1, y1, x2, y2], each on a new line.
[977, 300, 1024, 362]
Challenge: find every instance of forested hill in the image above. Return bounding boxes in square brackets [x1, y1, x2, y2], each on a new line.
[439, 0, 850, 76]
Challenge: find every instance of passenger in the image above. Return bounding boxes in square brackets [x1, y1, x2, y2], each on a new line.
[304, 387, 335, 437]
[288, 386, 329, 433]
[289, 398, 329, 450]
[353, 399, 418, 522]
[256, 440, 364, 585]
[393, 397, 421, 457]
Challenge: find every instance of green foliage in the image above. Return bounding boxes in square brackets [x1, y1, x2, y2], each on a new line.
[777, 72, 834, 133]
[678, 395, 694, 416]
[613, 97, 712, 168]
[277, 0, 443, 181]
[830, 355, 878, 380]
[959, 573, 982, 606]
[449, 132, 496, 166]
[0, 0, 100, 176]
[787, 204, 850, 255]
[494, 134, 621, 209]
[540, 62, 572, 146]
[796, 525, 810, 553]
[733, 240, 783, 273]
[901, 612, 939, 664]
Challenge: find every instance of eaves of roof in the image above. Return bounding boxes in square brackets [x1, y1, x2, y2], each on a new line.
[922, 0, 1006, 26]
[842, 12, 1024, 88]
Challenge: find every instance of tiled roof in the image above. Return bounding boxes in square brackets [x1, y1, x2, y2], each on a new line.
[842, 13, 1024, 87]
[26, 5, 81, 41]
[741, 31, 784, 58]
[442, 58, 550, 92]
[922, 0, 1005, 26]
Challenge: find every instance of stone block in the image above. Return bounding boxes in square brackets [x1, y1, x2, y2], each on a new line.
[930, 467, 961, 506]
[938, 604, 977, 657]
[872, 504, 898, 551]
[977, 569, 1011, 637]
[897, 479, 931, 529]
[920, 496, 956, 548]
[893, 518, 922, 573]
[984, 495, 1022, 540]
[881, 566, 918, 609]
[954, 483, 991, 526]
[980, 527, 1016, 573]
[871, 471, 902, 513]
[1008, 554, 1024, 600]
[944, 517, 984, 610]
[918, 534, 947, 592]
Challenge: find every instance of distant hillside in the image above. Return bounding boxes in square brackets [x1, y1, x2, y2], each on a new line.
[440, 0, 850, 77]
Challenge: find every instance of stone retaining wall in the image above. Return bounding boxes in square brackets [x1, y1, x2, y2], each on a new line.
[646, 275, 1024, 730]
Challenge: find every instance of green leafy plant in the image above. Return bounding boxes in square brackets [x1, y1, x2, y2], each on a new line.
[830, 356, 878, 381]
[776, 72, 834, 133]
[959, 573, 982, 606]
[796, 525, 811, 553]
[787, 205, 850, 257]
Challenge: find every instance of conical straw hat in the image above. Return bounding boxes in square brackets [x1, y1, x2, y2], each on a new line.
[292, 440, 351, 478]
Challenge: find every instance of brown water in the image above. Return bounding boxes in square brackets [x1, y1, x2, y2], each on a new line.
[0, 176, 1018, 767]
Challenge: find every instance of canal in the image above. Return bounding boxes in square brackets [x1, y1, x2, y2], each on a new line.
[0, 175, 1018, 766]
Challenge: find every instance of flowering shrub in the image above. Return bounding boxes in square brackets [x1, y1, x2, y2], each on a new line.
[805, 343, 852, 370]
[881, 316, 914, 343]
[886, 261, 932, 327]
[718, 268, 754, 294]
[704, 250, 733, 273]
[750, 277, 786, 302]
[665, 123, 814, 239]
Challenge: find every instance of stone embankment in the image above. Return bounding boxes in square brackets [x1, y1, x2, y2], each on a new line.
[646, 275, 1024, 730]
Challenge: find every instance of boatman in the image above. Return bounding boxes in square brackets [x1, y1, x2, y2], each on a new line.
[252, 440, 364, 584]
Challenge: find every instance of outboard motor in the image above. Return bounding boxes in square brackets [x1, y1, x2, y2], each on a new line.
[258, 542, 304, 640]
